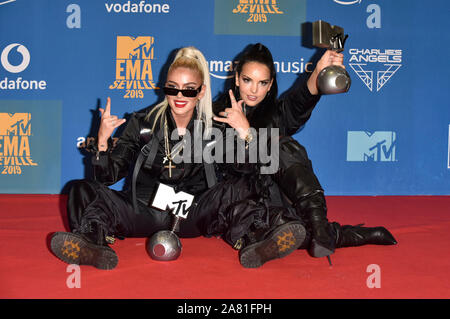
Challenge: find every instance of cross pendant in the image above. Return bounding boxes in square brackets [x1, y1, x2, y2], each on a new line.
[164, 160, 176, 178]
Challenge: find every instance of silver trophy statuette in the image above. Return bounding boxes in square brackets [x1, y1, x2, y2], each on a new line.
[147, 184, 193, 261]
[313, 20, 351, 95]
[146, 221, 183, 261]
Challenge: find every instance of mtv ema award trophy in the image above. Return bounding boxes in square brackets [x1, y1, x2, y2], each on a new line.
[312, 20, 351, 94]
[146, 183, 194, 261]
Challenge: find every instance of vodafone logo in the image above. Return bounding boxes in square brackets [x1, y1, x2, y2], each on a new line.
[1, 43, 30, 73]
[0, 43, 47, 90]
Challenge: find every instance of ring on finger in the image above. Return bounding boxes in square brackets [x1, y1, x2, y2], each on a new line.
[223, 112, 228, 118]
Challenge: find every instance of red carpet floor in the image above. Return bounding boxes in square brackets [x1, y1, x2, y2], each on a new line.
[0, 194, 449, 299]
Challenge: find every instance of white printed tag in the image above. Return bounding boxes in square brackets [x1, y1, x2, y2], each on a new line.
[151, 183, 194, 219]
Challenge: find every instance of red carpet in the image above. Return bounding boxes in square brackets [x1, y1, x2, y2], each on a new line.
[1, 194, 449, 299]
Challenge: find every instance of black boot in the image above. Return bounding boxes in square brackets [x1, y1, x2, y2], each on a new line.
[294, 193, 336, 258]
[50, 222, 118, 270]
[274, 137, 336, 259]
[333, 223, 398, 248]
[238, 211, 306, 268]
[275, 163, 335, 258]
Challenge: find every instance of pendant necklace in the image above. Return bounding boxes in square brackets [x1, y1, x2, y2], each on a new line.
[163, 115, 184, 178]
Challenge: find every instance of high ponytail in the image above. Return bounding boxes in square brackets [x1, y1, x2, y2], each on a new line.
[145, 46, 213, 136]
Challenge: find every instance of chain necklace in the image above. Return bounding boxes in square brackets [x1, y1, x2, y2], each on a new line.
[163, 115, 185, 178]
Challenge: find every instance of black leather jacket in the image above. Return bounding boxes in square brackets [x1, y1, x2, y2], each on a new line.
[213, 80, 320, 136]
[213, 80, 321, 176]
[89, 107, 220, 207]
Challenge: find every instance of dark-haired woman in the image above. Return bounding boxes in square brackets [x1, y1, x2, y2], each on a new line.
[202, 43, 397, 268]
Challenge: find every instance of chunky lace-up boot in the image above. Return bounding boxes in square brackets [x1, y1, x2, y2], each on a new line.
[50, 223, 118, 270]
[238, 212, 306, 268]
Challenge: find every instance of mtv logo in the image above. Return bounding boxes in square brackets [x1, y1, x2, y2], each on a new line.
[347, 131, 397, 162]
[0, 112, 31, 136]
[151, 183, 194, 219]
[116, 36, 154, 60]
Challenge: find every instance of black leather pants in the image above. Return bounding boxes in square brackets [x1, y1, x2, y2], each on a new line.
[67, 179, 213, 240]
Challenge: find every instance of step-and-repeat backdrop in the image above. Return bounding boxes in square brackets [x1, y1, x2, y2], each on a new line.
[1, 0, 449, 195]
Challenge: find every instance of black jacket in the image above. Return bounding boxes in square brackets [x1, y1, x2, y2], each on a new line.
[213, 80, 321, 176]
[213, 80, 320, 136]
[202, 81, 322, 243]
[89, 107, 219, 208]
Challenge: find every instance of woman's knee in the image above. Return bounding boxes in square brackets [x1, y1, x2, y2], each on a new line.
[68, 179, 101, 201]
[278, 137, 312, 169]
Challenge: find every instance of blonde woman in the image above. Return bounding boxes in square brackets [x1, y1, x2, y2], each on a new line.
[50, 47, 217, 270]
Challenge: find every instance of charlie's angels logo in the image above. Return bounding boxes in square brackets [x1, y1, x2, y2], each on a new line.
[0, 112, 38, 175]
[109, 36, 157, 99]
[348, 49, 402, 92]
[232, 0, 284, 23]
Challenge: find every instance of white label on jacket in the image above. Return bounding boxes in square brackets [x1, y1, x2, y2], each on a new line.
[151, 183, 194, 219]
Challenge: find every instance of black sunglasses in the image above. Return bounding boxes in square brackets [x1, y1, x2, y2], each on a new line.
[163, 85, 202, 98]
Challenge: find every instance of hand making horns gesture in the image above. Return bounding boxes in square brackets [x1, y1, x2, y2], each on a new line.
[213, 89, 251, 140]
[97, 97, 126, 151]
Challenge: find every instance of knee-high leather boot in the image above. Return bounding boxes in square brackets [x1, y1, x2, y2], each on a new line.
[280, 165, 336, 258]
[294, 190, 336, 258]
[274, 137, 336, 259]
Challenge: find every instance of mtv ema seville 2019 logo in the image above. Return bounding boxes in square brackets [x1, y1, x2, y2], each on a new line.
[232, 0, 284, 23]
[109, 36, 157, 99]
[0, 112, 38, 175]
[215, 0, 306, 36]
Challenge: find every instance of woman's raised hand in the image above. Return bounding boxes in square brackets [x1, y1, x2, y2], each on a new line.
[97, 97, 126, 151]
[307, 50, 345, 95]
[214, 90, 250, 140]
[317, 50, 345, 72]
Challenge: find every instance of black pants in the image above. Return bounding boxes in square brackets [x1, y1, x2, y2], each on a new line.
[67, 179, 216, 239]
[195, 170, 304, 247]
[195, 136, 323, 248]
[67, 137, 321, 243]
